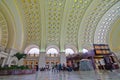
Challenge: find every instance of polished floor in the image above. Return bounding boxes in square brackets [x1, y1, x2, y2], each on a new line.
[0, 70, 120, 80]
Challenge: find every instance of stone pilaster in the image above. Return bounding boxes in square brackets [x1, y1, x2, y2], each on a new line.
[60, 52, 66, 65]
[38, 52, 46, 68]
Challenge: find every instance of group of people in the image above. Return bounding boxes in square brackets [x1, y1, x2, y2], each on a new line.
[36, 63, 74, 72]
[51, 63, 73, 72]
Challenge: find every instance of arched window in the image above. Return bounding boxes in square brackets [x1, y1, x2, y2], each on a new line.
[28, 48, 40, 57]
[65, 48, 74, 56]
[82, 48, 88, 54]
[46, 48, 58, 57]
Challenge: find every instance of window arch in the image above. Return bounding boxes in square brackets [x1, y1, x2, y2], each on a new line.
[28, 48, 40, 57]
[82, 48, 88, 53]
[46, 48, 58, 57]
[65, 48, 74, 56]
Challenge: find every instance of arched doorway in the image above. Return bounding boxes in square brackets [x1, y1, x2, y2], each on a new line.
[46, 48, 60, 68]
[24, 45, 40, 69]
[65, 48, 80, 71]
[65, 48, 75, 68]
[28, 48, 40, 57]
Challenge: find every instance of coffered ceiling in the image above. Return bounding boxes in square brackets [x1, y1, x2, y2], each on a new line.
[0, 0, 120, 53]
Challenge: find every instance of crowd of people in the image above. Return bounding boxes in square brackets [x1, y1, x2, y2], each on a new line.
[51, 63, 73, 72]
[37, 63, 78, 72]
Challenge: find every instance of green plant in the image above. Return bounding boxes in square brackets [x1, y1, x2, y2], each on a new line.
[0, 65, 29, 70]
[13, 52, 26, 60]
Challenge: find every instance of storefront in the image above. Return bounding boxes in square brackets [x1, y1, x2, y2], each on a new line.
[93, 44, 119, 70]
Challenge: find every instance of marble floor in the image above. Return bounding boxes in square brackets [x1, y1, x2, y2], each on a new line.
[0, 70, 120, 80]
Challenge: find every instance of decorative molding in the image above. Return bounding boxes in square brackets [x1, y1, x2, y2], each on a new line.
[0, 12, 8, 48]
[17, 0, 41, 45]
[78, 0, 118, 50]
[94, 1, 120, 44]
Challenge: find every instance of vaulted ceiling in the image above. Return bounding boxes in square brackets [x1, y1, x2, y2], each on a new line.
[0, 0, 120, 53]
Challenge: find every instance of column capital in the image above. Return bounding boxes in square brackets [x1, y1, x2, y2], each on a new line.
[59, 52, 65, 54]
[40, 52, 45, 54]
[40, 51, 46, 53]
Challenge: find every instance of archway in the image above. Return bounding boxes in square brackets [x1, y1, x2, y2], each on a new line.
[28, 48, 40, 57]
[46, 47, 60, 68]
[65, 48, 75, 56]
[46, 48, 59, 57]
[24, 45, 40, 69]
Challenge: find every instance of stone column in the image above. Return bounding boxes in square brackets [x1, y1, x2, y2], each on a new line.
[38, 52, 46, 68]
[60, 52, 66, 65]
